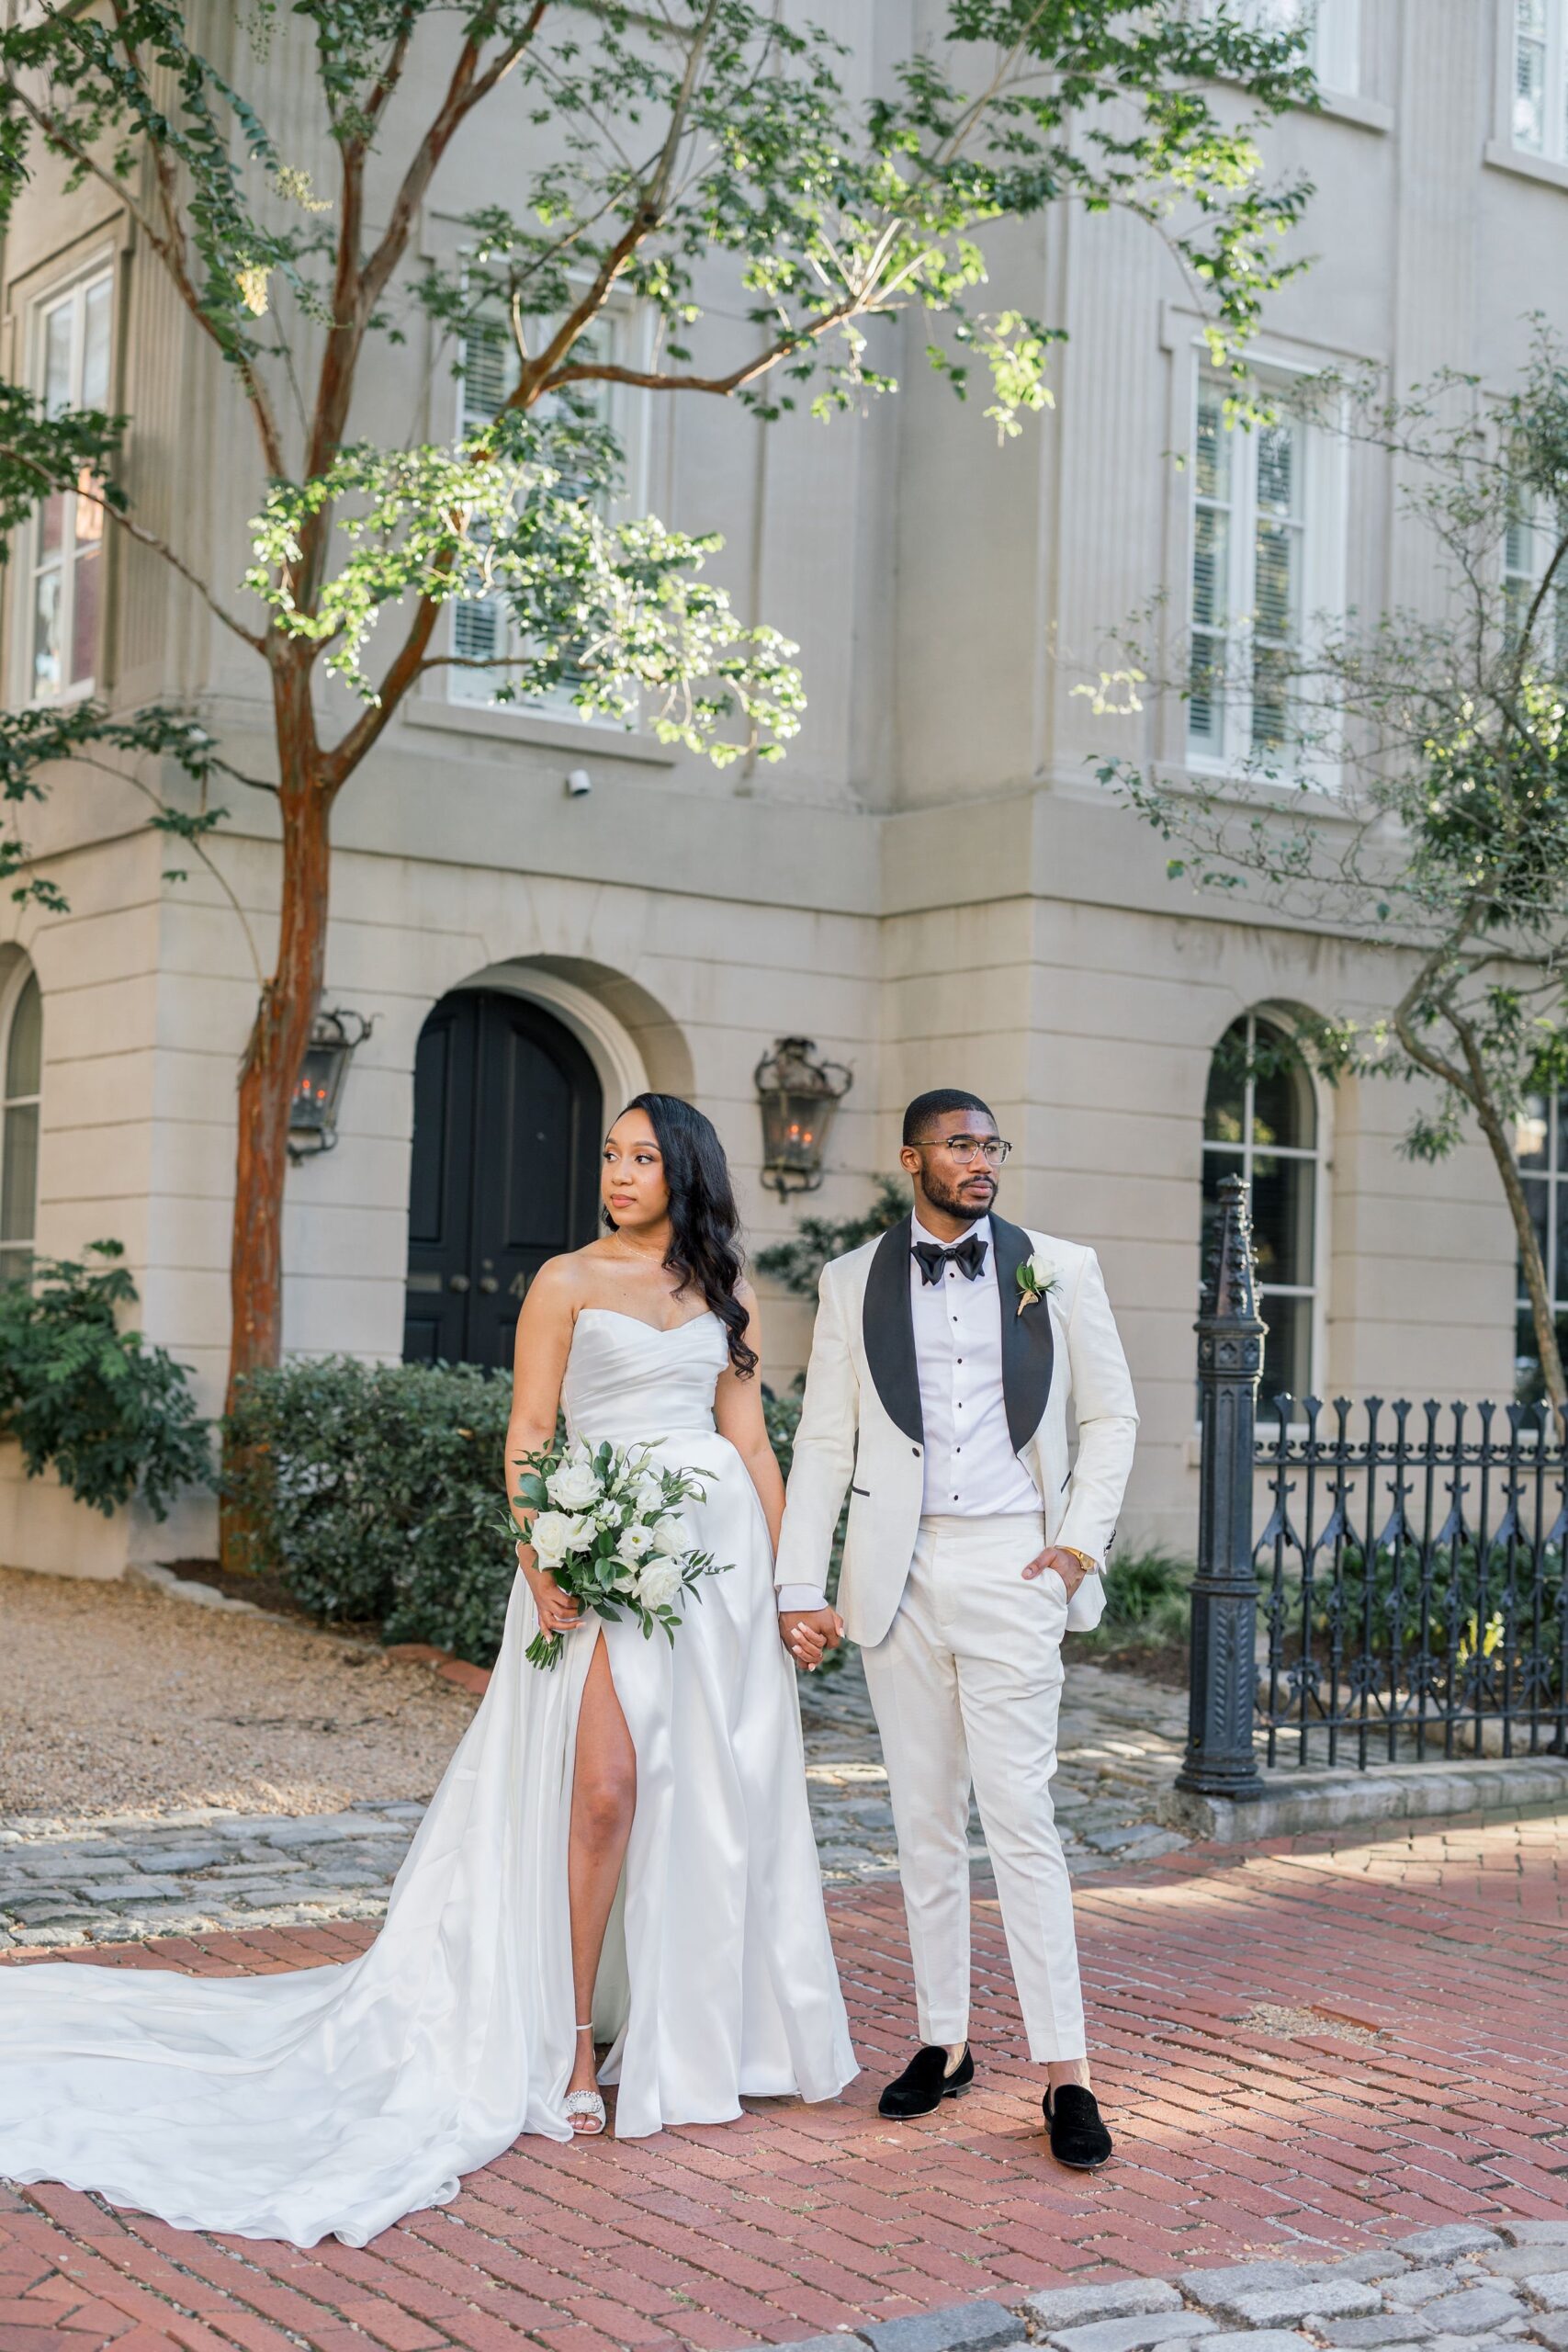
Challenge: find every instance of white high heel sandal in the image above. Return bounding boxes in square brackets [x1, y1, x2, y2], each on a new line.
[565, 2023, 607, 2136]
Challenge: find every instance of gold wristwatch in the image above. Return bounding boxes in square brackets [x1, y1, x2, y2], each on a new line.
[1061, 1547, 1100, 1576]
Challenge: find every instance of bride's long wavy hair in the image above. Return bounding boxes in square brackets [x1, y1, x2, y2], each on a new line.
[604, 1093, 758, 1379]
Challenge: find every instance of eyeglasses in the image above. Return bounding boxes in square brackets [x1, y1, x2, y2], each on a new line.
[910, 1135, 1012, 1168]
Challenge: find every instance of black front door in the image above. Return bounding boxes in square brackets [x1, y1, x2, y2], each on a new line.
[403, 991, 604, 1366]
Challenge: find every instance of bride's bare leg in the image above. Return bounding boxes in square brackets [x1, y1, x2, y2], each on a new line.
[568, 1634, 636, 2122]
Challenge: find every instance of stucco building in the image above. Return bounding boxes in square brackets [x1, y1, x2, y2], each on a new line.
[3, 0, 1562, 1578]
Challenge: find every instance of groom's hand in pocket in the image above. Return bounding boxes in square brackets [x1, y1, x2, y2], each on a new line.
[1023, 1544, 1092, 1601]
[780, 1607, 844, 1672]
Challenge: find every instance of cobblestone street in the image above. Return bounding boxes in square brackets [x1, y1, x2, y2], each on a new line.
[0, 1651, 1190, 1948]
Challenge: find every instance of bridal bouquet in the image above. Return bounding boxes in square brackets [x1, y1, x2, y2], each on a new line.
[508, 1438, 729, 1670]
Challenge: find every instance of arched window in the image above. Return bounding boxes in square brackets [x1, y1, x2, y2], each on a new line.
[1513, 1091, 1568, 1398]
[1202, 1010, 1320, 1406]
[0, 967, 41, 1286]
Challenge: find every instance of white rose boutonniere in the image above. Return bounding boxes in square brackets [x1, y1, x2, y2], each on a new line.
[1015, 1250, 1061, 1318]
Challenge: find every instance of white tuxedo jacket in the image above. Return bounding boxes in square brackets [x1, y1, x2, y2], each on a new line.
[773, 1213, 1138, 1647]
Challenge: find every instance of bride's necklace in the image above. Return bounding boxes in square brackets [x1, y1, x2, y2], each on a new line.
[605, 1230, 668, 1265]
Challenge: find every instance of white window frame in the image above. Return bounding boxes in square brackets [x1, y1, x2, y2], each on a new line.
[1513, 1091, 1568, 1393]
[17, 254, 115, 708]
[1511, 0, 1568, 159]
[1201, 1007, 1330, 1410]
[1215, 0, 1360, 96]
[444, 294, 649, 727]
[1185, 357, 1348, 784]
[1503, 477, 1568, 669]
[0, 961, 42, 1289]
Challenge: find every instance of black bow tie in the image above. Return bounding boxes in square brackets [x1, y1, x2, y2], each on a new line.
[912, 1234, 988, 1286]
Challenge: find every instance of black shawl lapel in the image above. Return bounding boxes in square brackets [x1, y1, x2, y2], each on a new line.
[862, 1216, 923, 1445]
[990, 1213, 1055, 1455]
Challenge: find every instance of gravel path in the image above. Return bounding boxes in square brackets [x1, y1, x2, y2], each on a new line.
[1, 1567, 1193, 1948]
[0, 1566, 478, 1821]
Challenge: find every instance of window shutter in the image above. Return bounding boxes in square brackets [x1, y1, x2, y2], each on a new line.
[459, 321, 512, 433]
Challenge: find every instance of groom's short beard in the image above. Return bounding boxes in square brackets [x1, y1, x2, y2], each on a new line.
[918, 1165, 998, 1222]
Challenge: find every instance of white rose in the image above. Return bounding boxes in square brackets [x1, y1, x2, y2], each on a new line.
[547, 1459, 601, 1510]
[636, 1557, 683, 1611]
[649, 1515, 687, 1557]
[1028, 1251, 1058, 1293]
[615, 1522, 656, 1566]
[528, 1510, 578, 1567]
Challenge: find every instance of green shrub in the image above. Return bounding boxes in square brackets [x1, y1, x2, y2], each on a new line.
[0, 1241, 209, 1516]
[1077, 1545, 1193, 1668]
[228, 1357, 822, 1668]
[224, 1358, 516, 1662]
[753, 1176, 908, 1297]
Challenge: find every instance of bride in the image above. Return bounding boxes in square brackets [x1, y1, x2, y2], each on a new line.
[0, 1094, 855, 2245]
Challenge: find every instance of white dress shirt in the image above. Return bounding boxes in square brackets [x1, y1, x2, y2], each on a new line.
[908, 1210, 1041, 1518]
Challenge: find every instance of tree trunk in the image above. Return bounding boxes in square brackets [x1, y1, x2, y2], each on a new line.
[219, 670, 333, 1567]
[1472, 1091, 1567, 1416]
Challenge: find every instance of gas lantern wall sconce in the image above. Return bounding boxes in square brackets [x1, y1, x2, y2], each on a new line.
[288, 1008, 377, 1161]
[753, 1036, 852, 1196]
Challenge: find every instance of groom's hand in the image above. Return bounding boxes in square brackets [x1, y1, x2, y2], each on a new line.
[1023, 1544, 1093, 1601]
[780, 1607, 845, 1671]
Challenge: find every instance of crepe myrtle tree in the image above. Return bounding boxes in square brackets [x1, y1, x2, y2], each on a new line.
[1093, 329, 1568, 1409]
[0, 0, 1313, 1556]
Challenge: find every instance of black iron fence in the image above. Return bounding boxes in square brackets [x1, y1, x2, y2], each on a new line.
[1178, 1175, 1568, 1794]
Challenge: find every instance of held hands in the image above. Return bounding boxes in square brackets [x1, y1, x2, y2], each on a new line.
[1022, 1544, 1095, 1601]
[517, 1541, 583, 1639]
[779, 1606, 845, 1672]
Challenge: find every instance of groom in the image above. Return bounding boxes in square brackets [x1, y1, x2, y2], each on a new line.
[773, 1089, 1137, 2165]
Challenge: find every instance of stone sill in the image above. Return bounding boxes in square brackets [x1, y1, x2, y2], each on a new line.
[1312, 89, 1394, 134]
[1483, 138, 1568, 194]
[399, 691, 678, 767]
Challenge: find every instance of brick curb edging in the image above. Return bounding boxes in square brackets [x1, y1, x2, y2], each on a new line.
[787, 2222, 1568, 2352]
[383, 1640, 492, 1697]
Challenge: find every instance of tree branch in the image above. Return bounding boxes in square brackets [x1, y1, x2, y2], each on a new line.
[317, 565, 453, 790]
[297, 4, 552, 600]
[104, 4, 288, 477]
[0, 446, 265, 649]
[514, 0, 722, 403]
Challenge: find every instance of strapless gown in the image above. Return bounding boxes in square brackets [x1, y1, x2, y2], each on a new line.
[0, 1308, 856, 2245]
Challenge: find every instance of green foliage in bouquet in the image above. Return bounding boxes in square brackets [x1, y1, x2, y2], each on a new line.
[510, 1438, 728, 1669]
[0, 1242, 208, 1517]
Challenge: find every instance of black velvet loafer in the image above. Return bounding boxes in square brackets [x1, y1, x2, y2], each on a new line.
[878, 2042, 975, 2119]
[1044, 2083, 1113, 2168]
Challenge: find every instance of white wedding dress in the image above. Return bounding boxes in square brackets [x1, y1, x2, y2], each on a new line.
[0, 1307, 856, 2246]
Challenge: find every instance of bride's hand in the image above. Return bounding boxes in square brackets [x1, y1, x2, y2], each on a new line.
[779, 1606, 844, 1671]
[518, 1547, 583, 1636]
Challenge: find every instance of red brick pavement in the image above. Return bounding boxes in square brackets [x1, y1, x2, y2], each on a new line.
[2, 1808, 1566, 2352]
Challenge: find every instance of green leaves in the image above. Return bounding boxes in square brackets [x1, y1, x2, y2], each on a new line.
[0, 0, 1314, 785]
[0, 1242, 209, 1519]
[1099, 329, 1568, 1396]
[243, 410, 805, 757]
[0, 381, 128, 560]
[753, 1175, 909, 1297]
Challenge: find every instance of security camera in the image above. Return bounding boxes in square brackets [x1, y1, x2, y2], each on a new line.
[565, 767, 592, 797]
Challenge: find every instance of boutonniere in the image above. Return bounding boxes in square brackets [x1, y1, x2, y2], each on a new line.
[1015, 1251, 1060, 1317]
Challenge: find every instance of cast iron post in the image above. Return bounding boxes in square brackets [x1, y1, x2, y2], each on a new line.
[1177, 1171, 1269, 1802]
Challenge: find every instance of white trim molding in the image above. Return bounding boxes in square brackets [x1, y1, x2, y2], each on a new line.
[450, 961, 650, 1113]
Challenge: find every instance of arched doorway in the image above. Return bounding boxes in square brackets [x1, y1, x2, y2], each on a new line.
[403, 990, 604, 1366]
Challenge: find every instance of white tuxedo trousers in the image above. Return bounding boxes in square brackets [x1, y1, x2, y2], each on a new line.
[860, 1513, 1086, 2062]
